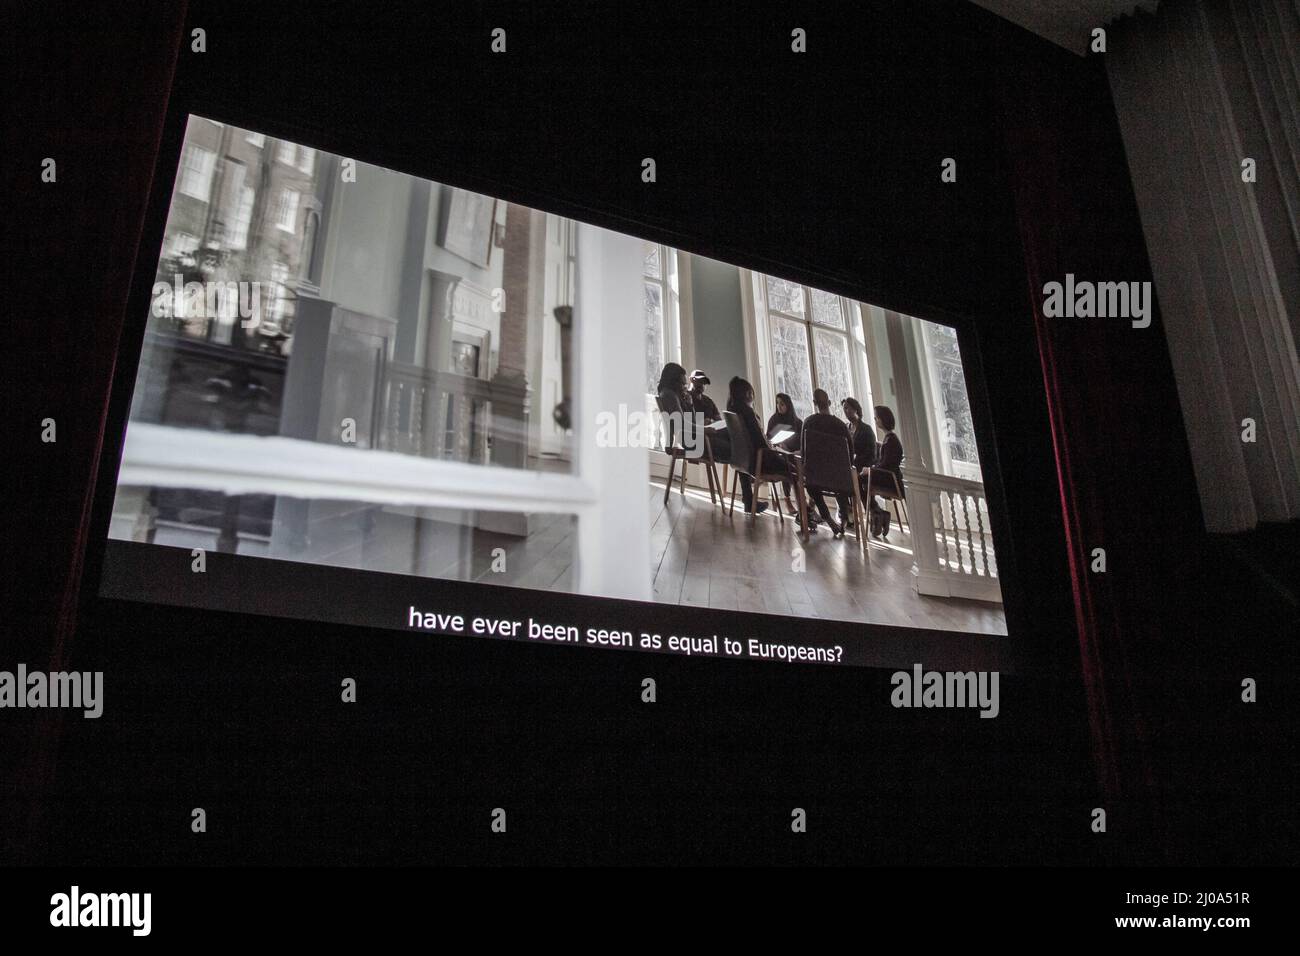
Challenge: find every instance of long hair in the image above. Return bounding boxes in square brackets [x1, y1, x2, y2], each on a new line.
[874, 404, 896, 431]
[770, 392, 799, 424]
[657, 362, 687, 395]
[727, 375, 753, 411]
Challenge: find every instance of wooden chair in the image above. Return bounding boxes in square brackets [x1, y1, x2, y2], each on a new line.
[655, 396, 722, 506]
[864, 465, 909, 536]
[722, 410, 788, 523]
[800, 428, 868, 553]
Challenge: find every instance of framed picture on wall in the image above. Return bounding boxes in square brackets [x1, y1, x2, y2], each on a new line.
[438, 185, 497, 268]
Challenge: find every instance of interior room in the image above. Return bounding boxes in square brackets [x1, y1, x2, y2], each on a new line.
[108, 116, 1006, 636]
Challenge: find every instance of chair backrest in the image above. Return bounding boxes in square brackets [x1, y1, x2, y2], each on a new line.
[654, 393, 680, 451]
[801, 427, 854, 494]
[723, 410, 755, 476]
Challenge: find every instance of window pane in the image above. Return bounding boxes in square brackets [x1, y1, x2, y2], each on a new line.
[923, 321, 980, 469]
[765, 275, 804, 316]
[771, 317, 813, 419]
[178, 146, 216, 201]
[813, 328, 854, 415]
[810, 288, 846, 329]
[938, 360, 979, 466]
[275, 189, 300, 232]
[643, 241, 661, 279]
[644, 279, 664, 394]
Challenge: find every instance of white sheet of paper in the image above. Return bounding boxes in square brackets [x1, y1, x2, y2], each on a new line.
[769, 428, 795, 445]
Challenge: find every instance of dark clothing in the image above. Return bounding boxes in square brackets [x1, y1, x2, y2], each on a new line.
[658, 386, 709, 459]
[726, 398, 767, 457]
[867, 431, 905, 534]
[802, 412, 854, 525]
[693, 391, 729, 462]
[848, 420, 878, 470]
[693, 391, 721, 423]
[765, 411, 803, 451]
[766, 412, 802, 498]
[874, 431, 904, 484]
[803, 411, 850, 445]
[728, 398, 795, 512]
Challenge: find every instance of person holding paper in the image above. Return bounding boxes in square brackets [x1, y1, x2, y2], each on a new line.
[726, 377, 796, 515]
[840, 397, 877, 529]
[766, 393, 803, 512]
[689, 369, 730, 464]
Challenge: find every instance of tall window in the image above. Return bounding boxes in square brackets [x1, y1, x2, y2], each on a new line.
[920, 320, 981, 480]
[643, 241, 680, 394]
[178, 146, 216, 202]
[761, 275, 865, 420]
[227, 187, 256, 250]
[273, 188, 300, 232]
[267, 261, 291, 331]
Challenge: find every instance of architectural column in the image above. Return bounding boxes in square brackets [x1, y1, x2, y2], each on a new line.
[477, 204, 541, 537]
[883, 309, 932, 473]
[494, 202, 540, 469]
[422, 269, 462, 374]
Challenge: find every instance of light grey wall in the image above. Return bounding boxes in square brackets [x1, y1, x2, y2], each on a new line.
[688, 254, 747, 388]
[318, 165, 412, 322]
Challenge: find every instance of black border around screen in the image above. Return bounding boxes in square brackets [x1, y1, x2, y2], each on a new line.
[80, 65, 1036, 680]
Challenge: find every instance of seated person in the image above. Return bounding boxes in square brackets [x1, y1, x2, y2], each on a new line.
[656, 362, 699, 453]
[688, 369, 730, 464]
[766, 392, 803, 511]
[801, 389, 851, 536]
[867, 404, 905, 539]
[726, 376, 795, 516]
[840, 397, 877, 527]
[689, 370, 722, 422]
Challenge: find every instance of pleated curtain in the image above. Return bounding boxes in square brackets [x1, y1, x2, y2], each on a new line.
[1107, 0, 1300, 532]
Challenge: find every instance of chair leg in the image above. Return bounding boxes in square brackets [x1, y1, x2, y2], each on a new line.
[770, 482, 784, 523]
[664, 455, 676, 506]
[728, 470, 738, 516]
[705, 461, 719, 505]
[849, 468, 867, 554]
[893, 500, 904, 533]
[898, 500, 909, 534]
[680, 460, 688, 498]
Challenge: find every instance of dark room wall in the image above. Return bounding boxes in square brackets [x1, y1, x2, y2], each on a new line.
[9, 0, 1281, 869]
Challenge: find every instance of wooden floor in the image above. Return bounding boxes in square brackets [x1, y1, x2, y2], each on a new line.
[163, 456, 1004, 635]
[649, 479, 1008, 635]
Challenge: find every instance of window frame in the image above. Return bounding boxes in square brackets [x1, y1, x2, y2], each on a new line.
[918, 318, 983, 481]
[177, 145, 216, 202]
[273, 187, 300, 233]
[642, 241, 681, 396]
[752, 273, 870, 421]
